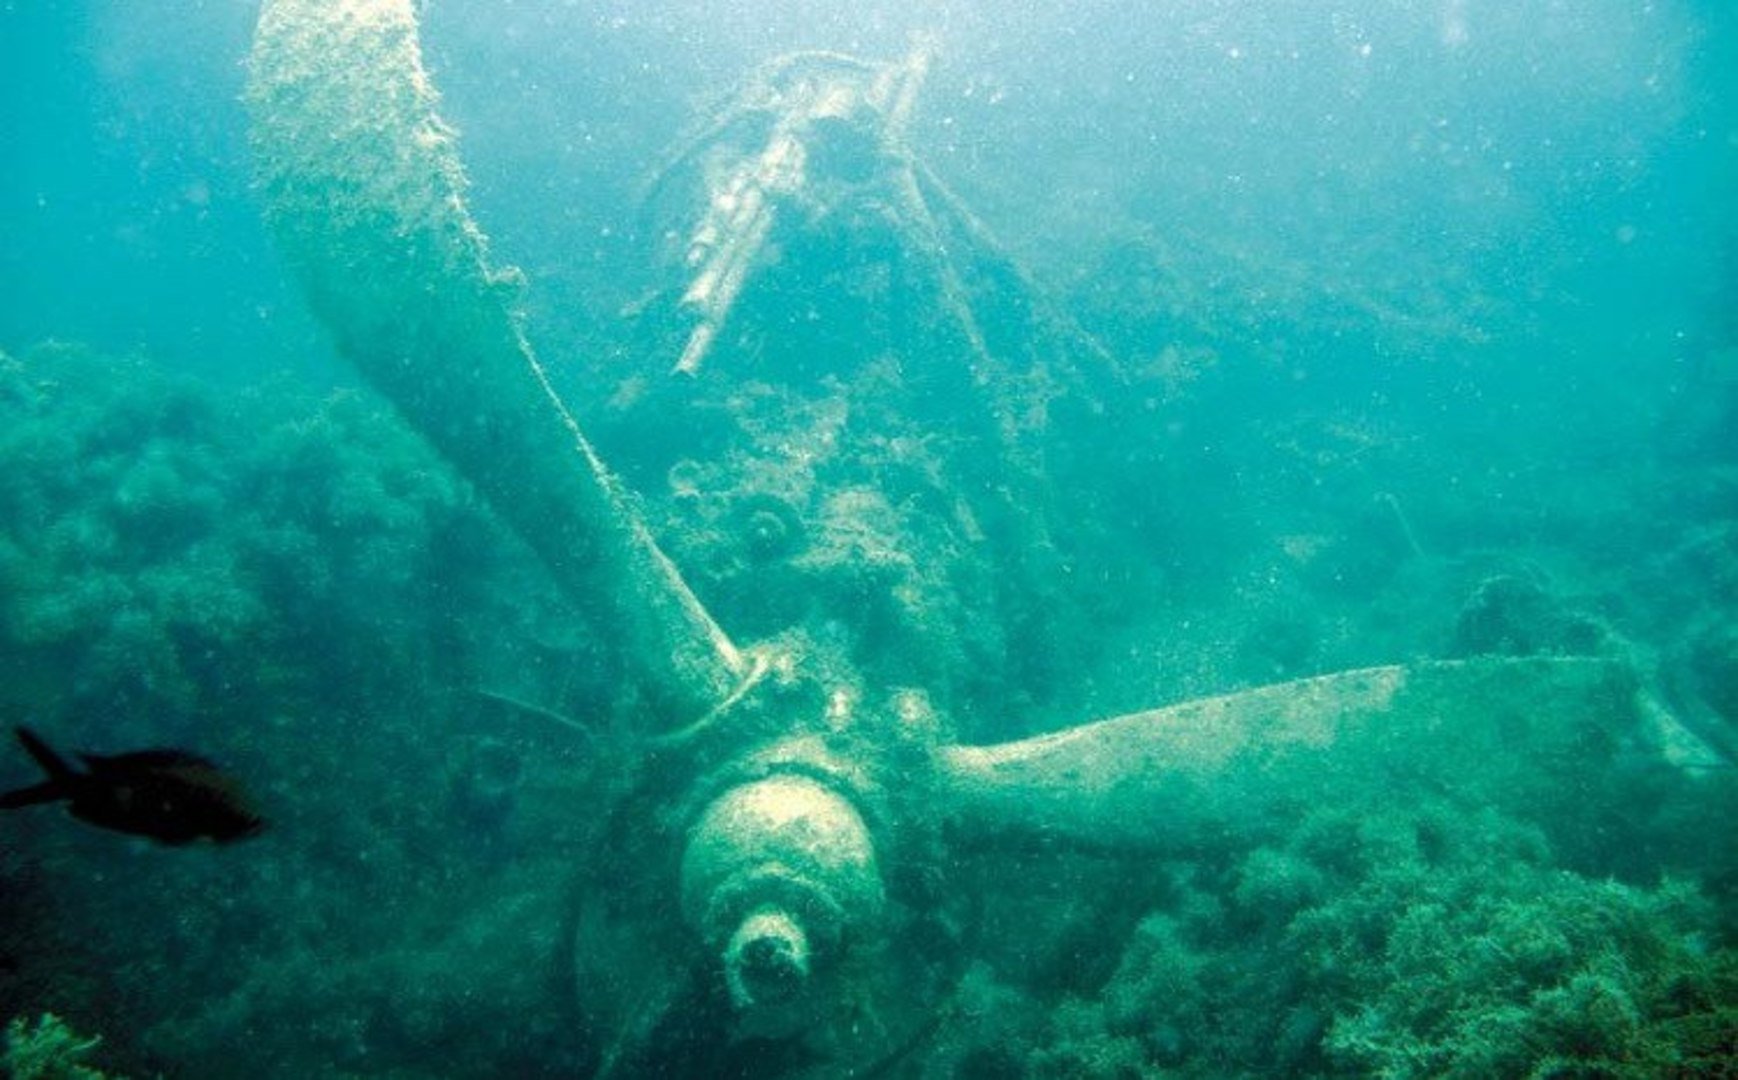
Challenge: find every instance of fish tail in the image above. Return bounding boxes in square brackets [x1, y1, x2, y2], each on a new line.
[14, 727, 77, 784]
[0, 780, 63, 809]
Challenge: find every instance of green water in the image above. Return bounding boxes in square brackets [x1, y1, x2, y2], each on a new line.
[1, 2, 1734, 1076]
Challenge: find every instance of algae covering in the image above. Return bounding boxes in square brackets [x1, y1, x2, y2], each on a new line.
[2, 1, 1737, 1077]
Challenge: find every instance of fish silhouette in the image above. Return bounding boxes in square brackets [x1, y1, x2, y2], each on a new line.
[0, 727, 264, 845]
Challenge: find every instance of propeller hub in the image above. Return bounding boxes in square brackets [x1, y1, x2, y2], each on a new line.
[680, 773, 885, 1033]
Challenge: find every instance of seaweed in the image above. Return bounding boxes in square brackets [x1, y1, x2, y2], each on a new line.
[1, 1013, 117, 1080]
[936, 800, 1735, 1078]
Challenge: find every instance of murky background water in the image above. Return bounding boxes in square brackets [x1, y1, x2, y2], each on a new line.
[2, 2, 1734, 1076]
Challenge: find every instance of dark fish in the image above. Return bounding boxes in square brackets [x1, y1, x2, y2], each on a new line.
[0, 727, 264, 845]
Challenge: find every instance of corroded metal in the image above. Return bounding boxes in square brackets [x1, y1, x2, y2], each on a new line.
[244, 4, 1676, 1075]
[247, 0, 748, 731]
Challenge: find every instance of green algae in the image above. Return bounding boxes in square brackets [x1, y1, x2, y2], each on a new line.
[1, 1014, 117, 1080]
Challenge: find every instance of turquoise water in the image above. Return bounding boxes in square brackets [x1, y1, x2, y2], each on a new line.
[2, 2, 1735, 1076]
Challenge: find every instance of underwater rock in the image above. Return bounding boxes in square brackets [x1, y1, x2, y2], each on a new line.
[1687, 620, 1738, 723]
[1232, 611, 1320, 683]
[1449, 572, 1611, 659]
[1317, 872, 1734, 1077]
[447, 735, 525, 857]
[1660, 618, 1738, 764]
[1057, 801, 1738, 1078]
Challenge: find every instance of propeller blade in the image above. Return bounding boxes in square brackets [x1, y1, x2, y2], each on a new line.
[247, 0, 747, 730]
[938, 658, 1641, 854]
